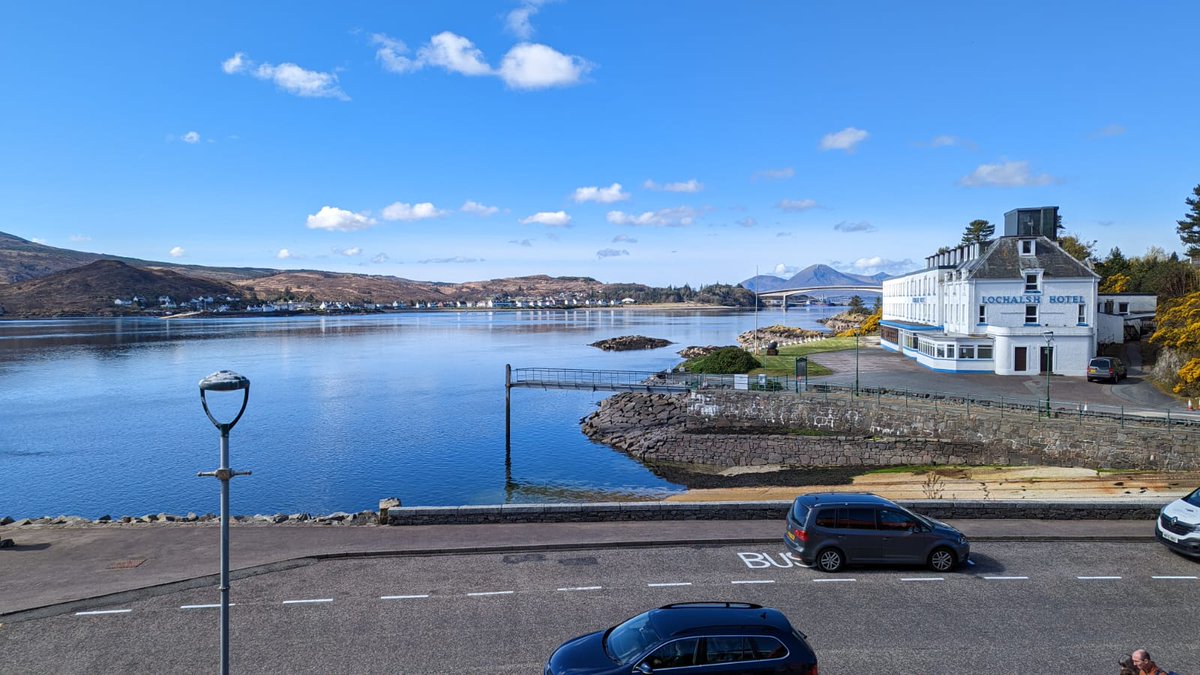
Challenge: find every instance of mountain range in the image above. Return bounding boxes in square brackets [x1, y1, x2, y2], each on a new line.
[740, 264, 891, 294]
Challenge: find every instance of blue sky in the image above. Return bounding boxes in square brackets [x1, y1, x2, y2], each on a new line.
[2, 2, 1198, 287]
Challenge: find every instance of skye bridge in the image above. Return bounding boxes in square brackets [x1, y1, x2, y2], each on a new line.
[754, 284, 881, 309]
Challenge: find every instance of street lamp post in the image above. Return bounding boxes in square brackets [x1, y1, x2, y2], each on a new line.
[1042, 331, 1054, 416]
[197, 370, 251, 675]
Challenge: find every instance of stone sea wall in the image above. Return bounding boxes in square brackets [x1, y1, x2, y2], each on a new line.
[581, 391, 1199, 471]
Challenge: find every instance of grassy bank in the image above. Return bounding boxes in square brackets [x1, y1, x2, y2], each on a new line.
[748, 336, 860, 377]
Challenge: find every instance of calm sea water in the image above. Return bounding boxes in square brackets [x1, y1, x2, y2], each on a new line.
[0, 308, 841, 519]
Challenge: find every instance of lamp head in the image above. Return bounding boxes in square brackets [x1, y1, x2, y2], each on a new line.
[200, 370, 249, 392]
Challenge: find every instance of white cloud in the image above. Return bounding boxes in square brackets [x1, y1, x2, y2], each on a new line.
[643, 178, 703, 193]
[521, 210, 572, 227]
[276, 248, 294, 259]
[372, 253, 390, 263]
[1094, 124, 1126, 138]
[510, 239, 534, 247]
[306, 206, 377, 231]
[573, 182, 629, 204]
[221, 52, 246, 74]
[381, 202, 445, 221]
[737, 217, 757, 228]
[68, 234, 92, 242]
[820, 127, 869, 152]
[606, 207, 697, 227]
[506, 0, 546, 39]
[596, 248, 629, 258]
[959, 160, 1057, 188]
[930, 135, 959, 147]
[337, 246, 362, 257]
[498, 43, 590, 90]
[612, 234, 637, 243]
[774, 264, 799, 276]
[224, 52, 347, 100]
[169, 246, 185, 258]
[752, 167, 794, 181]
[419, 32, 493, 76]
[372, 34, 420, 74]
[31, 237, 47, 244]
[851, 256, 915, 275]
[182, 131, 200, 144]
[461, 200, 500, 216]
[419, 256, 481, 264]
[833, 220, 875, 233]
[777, 199, 818, 212]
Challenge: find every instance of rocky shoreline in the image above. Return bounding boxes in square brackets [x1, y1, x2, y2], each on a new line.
[0, 509, 388, 528]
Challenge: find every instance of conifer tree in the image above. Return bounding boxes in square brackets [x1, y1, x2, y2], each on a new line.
[961, 219, 995, 245]
[1177, 183, 1200, 259]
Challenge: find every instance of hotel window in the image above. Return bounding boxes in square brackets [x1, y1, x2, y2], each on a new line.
[936, 345, 945, 358]
[1077, 304, 1086, 324]
[978, 345, 994, 359]
[1118, 302, 1129, 314]
[958, 345, 975, 359]
[978, 304, 986, 324]
[1025, 304, 1038, 324]
[1020, 239, 1035, 255]
[1024, 272, 1040, 292]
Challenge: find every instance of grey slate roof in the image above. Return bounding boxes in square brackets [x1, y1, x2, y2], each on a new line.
[962, 236, 1099, 280]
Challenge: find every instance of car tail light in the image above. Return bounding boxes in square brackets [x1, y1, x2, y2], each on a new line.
[793, 528, 807, 543]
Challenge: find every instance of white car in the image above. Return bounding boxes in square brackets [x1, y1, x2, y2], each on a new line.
[1156, 487, 1200, 558]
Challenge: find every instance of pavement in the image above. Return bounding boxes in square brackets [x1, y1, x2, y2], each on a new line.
[0, 515, 1160, 621]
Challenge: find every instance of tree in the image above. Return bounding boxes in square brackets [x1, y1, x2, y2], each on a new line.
[961, 219, 995, 245]
[1150, 291, 1200, 395]
[1099, 273, 1130, 294]
[1177, 183, 1200, 259]
[847, 295, 866, 314]
[1057, 232, 1097, 263]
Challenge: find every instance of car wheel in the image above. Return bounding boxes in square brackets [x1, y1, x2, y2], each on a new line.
[816, 548, 844, 573]
[928, 547, 956, 572]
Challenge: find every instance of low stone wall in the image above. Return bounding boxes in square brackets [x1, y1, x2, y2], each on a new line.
[383, 500, 1162, 526]
[581, 391, 1200, 471]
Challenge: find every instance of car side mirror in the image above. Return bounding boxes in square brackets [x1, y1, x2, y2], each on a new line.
[636, 662, 654, 674]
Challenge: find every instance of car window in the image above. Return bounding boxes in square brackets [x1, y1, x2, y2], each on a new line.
[839, 506, 877, 530]
[704, 636, 748, 664]
[605, 611, 662, 664]
[878, 508, 916, 531]
[644, 638, 699, 669]
[1089, 358, 1109, 368]
[1184, 488, 1200, 508]
[791, 501, 810, 524]
[814, 508, 836, 528]
[748, 636, 788, 659]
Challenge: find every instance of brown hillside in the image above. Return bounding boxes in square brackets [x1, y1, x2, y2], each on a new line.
[0, 260, 243, 318]
[234, 271, 452, 303]
[445, 275, 607, 300]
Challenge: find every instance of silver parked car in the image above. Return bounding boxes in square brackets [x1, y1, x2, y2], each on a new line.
[784, 493, 970, 573]
[1156, 487, 1200, 558]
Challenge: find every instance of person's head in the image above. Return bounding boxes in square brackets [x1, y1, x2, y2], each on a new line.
[1131, 649, 1154, 672]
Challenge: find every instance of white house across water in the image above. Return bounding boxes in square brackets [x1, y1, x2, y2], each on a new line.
[879, 207, 1100, 376]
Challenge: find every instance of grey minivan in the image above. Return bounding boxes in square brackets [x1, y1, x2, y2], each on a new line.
[784, 493, 969, 573]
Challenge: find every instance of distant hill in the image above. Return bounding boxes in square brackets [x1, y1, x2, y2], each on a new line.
[0, 231, 279, 284]
[0, 260, 243, 317]
[739, 264, 889, 293]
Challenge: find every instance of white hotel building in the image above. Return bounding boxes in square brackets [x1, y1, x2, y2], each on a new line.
[880, 207, 1099, 376]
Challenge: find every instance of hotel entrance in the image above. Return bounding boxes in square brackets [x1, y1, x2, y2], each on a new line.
[1040, 345, 1054, 374]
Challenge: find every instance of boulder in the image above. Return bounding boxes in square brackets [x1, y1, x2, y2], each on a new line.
[589, 335, 672, 351]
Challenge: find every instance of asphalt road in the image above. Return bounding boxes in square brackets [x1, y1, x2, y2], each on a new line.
[2, 541, 1198, 674]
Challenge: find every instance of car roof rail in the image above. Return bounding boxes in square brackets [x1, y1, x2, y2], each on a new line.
[659, 602, 764, 610]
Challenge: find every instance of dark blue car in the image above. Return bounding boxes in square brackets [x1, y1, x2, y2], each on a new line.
[545, 602, 818, 674]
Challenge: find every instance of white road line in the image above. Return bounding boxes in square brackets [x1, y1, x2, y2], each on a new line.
[1077, 576, 1122, 580]
[812, 578, 856, 583]
[984, 576, 1028, 580]
[732, 580, 776, 585]
[75, 609, 131, 616]
[467, 591, 515, 597]
[901, 577, 945, 582]
[180, 603, 236, 609]
[282, 598, 333, 605]
[648, 582, 692, 588]
[1151, 575, 1198, 580]
[380, 595, 430, 600]
[556, 586, 603, 592]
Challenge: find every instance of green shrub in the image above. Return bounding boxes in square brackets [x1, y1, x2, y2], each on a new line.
[683, 347, 761, 374]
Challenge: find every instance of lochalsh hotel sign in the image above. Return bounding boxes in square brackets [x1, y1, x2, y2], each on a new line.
[980, 294, 1087, 304]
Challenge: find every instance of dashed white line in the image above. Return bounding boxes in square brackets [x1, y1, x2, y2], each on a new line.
[983, 576, 1028, 580]
[467, 591, 515, 597]
[732, 580, 776, 585]
[648, 582, 692, 588]
[557, 586, 603, 592]
[1077, 576, 1122, 580]
[812, 578, 856, 583]
[1152, 575, 1198, 580]
[181, 603, 236, 609]
[901, 577, 945, 582]
[282, 598, 333, 605]
[75, 609, 131, 616]
[380, 594, 430, 600]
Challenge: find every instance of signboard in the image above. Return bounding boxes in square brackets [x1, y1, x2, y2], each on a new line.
[980, 294, 1086, 305]
[734, 374, 749, 390]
